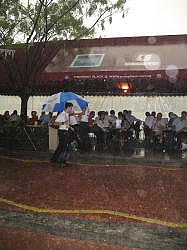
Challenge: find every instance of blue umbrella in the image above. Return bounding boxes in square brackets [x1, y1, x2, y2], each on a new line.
[42, 92, 89, 112]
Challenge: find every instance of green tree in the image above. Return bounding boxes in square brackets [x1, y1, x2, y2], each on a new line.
[0, 0, 127, 121]
[0, 0, 22, 45]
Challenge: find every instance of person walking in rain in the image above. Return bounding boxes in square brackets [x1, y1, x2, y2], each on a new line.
[50, 102, 74, 167]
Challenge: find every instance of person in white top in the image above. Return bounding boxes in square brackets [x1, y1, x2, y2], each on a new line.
[69, 112, 80, 150]
[144, 112, 154, 129]
[115, 112, 123, 129]
[94, 111, 106, 151]
[95, 111, 110, 131]
[126, 110, 138, 125]
[108, 110, 117, 128]
[80, 105, 89, 123]
[9, 110, 20, 122]
[152, 113, 166, 133]
[103, 111, 110, 129]
[39, 111, 52, 126]
[151, 112, 166, 144]
[172, 111, 187, 133]
[69, 114, 78, 126]
[143, 112, 154, 143]
[50, 102, 73, 167]
[172, 111, 187, 147]
[79, 105, 91, 152]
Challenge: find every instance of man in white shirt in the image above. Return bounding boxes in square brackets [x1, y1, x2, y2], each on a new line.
[144, 112, 154, 129]
[39, 111, 52, 126]
[94, 111, 108, 151]
[126, 110, 138, 125]
[126, 110, 141, 139]
[69, 113, 80, 151]
[152, 113, 166, 133]
[172, 111, 187, 133]
[50, 102, 73, 167]
[79, 105, 91, 152]
[152, 112, 166, 144]
[172, 111, 187, 147]
[143, 112, 154, 143]
[108, 110, 117, 128]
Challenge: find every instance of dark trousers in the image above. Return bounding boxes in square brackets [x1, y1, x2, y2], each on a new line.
[79, 122, 91, 151]
[51, 130, 70, 163]
[95, 128, 105, 151]
[144, 126, 153, 144]
[69, 124, 80, 142]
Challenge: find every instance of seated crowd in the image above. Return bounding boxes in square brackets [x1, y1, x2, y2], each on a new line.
[61, 108, 187, 152]
[0, 110, 52, 126]
[143, 111, 187, 150]
[1, 108, 187, 151]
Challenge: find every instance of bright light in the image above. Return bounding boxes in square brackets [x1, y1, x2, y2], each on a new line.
[123, 89, 128, 93]
[121, 83, 129, 90]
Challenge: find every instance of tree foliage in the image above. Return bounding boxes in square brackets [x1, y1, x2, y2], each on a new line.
[0, 0, 22, 46]
[1, 0, 126, 45]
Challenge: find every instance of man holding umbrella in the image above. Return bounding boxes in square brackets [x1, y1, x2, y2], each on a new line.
[50, 102, 74, 167]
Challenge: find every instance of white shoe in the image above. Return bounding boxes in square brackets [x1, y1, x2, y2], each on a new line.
[181, 142, 187, 151]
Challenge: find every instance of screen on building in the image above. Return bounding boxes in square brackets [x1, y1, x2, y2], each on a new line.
[70, 54, 104, 67]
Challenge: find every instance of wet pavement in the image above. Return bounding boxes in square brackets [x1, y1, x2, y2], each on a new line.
[69, 146, 187, 168]
[0, 146, 187, 249]
[1, 209, 187, 249]
[1, 142, 187, 166]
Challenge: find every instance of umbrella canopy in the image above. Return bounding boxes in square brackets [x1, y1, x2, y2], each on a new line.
[42, 92, 89, 112]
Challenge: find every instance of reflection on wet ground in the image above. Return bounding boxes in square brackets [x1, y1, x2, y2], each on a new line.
[133, 147, 187, 160]
[1, 140, 187, 165]
[70, 142, 187, 167]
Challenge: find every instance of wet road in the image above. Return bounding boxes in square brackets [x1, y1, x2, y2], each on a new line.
[0, 151, 187, 249]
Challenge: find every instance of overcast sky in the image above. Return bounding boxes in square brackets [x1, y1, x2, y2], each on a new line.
[96, 0, 187, 37]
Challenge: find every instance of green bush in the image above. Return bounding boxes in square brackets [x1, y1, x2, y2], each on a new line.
[0, 121, 48, 150]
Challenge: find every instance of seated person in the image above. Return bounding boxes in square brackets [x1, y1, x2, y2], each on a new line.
[172, 111, 187, 146]
[122, 117, 132, 142]
[108, 110, 117, 128]
[114, 112, 124, 147]
[9, 110, 20, 122]
[69, 113, 80, 151]
[115, 112, 123, 129]
[29, 111, 38, 125]
[152, 112, 166, 143]
[78, 105, 91, 152]
[115, 112, 131, 143]
[94, 111, 107, 150]
[168, 112, 178, 128]
[164, 112, 178, 144]
[88, 111, 95, 130]
[3, 110, 10, 122]
[144, 112, 154, 142]
[102, 111, 110, 132]
[39, 111, 52, 126]
[125, 110, 141, 140]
